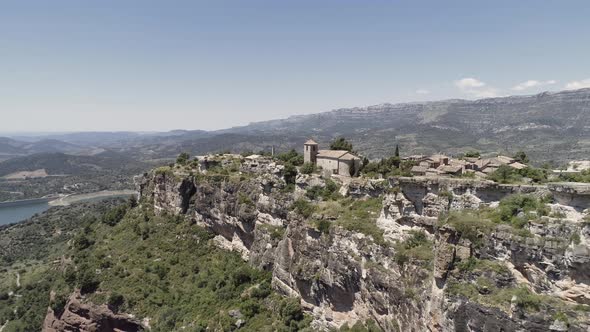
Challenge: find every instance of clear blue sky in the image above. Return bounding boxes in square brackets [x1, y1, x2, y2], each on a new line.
[1, 0, 589, 132]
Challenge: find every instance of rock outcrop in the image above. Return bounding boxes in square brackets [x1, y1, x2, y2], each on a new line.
[43, 291, 144, 332]
[136, 156, 590, 331]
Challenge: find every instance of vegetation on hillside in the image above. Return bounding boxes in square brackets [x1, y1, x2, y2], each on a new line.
[0, 199, 311, 331]
[558, 169, 590, 183]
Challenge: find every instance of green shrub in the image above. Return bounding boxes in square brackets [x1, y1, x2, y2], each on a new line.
[440, 211, 494, 246]
[394, 230, 433, 267]
[102, 204, 128, 226]
[438, 190, 453, 200]
[176, 152, 190, 165]
[50, 293, 68, 316]
[78, 266, 99, 294]
[107, 292, 124, 310]
[292, 199, 316, 219]
[305, 179, 340, 201]
[315, 219, 331, 234]
[300, 162, 316, 174]
[283, 163, 298, 185]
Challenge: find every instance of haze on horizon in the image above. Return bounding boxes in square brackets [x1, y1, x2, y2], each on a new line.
[1, 0, 590, 133]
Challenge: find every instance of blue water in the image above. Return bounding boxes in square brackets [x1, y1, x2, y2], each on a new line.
[0, 201, 50, 226]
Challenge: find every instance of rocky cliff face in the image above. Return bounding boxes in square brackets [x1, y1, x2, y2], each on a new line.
[43, 291, 144, 332]
[137, 157, 590, 331]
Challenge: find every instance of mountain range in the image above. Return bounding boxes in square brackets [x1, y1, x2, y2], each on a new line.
[2, 88, 590, 165]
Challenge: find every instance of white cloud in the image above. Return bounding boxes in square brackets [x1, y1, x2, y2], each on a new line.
[565, 78, 590, 90]
[512, 79, 556, 91]
[415, 89, 430, 95]
[455, 77, 486, 89]
[454, 77, 499, 98]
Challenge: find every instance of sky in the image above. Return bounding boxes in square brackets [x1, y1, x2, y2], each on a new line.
[1, 0, 590, 132]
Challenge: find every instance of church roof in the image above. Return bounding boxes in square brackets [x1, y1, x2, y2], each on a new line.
[317, 150, 360, 160]
[304, 139, 318, 145]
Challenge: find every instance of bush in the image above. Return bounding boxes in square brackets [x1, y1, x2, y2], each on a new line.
[73, 233, 94, 251]
[315, 219, 331, 234]
[492, 194, 548, 226]
[305, 179, 340, 201]
[488, 165, 522, 184]
[513, 151, 529, 164]
[300, 162, 316, 175]
[279, 298, 304, 325]
[78, 266, 99, 294]
[176, 152, 190, 165]
[394, 230, 433, 267]
[102, 205, 128, 226]
[283, 163, 298, 185]
[50, 293, 68, 317]
[292, 199, 316, 219]
[108, 292, 124, 310]
[440, 211, 494, 246]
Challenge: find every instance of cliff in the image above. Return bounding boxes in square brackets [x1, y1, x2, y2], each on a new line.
[136, 156, 590, 331]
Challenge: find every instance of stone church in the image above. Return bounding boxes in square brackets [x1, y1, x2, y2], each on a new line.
[303, 139, 361, 177]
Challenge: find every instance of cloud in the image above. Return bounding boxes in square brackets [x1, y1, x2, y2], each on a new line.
[565, 78, 590, 90]
[415, 89, 430, 95]
[512, 79, 556, 91]
[455, 78, 486, 89]
[454, 77, 499, 98]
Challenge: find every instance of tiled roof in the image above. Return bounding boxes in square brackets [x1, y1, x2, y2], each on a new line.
[496, 155, 515, 164]
[317, 150, 358, 160]
[509, 162, 527, 170]
[438, 165, 463, 173]
[305, 139, 318, 145]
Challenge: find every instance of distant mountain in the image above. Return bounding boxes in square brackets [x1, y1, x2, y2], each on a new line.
[205, 88, 590, 163]
[0, 151, 148, 177]
[0, 137, 91, 161]
[3, 88, 589, 164]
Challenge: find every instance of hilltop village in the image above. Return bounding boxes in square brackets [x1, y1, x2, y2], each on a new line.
[406, 153, 526, 178]
[190, 138, 590, 186]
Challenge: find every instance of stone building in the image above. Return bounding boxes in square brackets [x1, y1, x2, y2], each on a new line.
[304, 139, 361, 177]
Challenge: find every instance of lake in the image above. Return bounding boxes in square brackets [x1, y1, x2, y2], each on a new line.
[0, 190, 136, 226]
[0, 200, 51, 226]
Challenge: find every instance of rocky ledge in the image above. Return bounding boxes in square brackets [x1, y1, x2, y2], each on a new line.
[43, 291, 144, 332]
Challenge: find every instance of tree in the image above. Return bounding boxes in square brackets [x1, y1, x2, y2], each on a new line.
[283, 163, 298, 185]
[513, 151, 529, 164]
[176, 152, 190, 165]
[488, 165, 521, 184]
[329, 137, 353, 152]
[464, 151, 480, 158]
[276, 149, 304, 166]
[394, 144, 400, 158]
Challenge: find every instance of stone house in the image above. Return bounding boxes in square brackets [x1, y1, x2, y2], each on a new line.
[304, 139, 361, 177]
